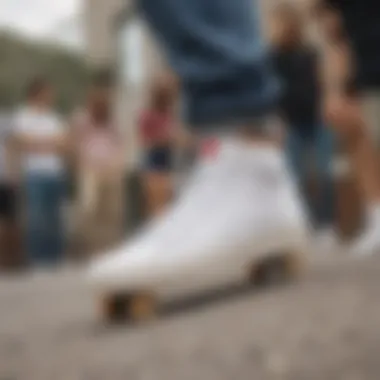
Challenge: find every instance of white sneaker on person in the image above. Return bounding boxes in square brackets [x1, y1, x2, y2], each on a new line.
[349, 214, 380, 257]
[88, 137, 309, 292]
[314, 227, 341, 255]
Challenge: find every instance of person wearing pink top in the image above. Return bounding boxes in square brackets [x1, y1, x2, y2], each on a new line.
[72, 78, 125, 255]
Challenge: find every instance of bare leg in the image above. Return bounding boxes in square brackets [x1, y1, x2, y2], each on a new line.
[143, 172, 172, 218]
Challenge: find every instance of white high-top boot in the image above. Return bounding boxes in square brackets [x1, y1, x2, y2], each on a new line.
[88, 138, 309, 293]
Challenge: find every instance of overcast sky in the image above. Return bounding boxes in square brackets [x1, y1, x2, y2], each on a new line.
[0, 0, 79, 45]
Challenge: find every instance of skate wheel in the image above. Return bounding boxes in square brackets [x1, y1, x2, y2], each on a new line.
[102, 292, 156, 323]
[249, 251, 305, 287]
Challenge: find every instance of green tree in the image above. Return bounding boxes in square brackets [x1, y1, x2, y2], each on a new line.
[0, 31, 91, 113]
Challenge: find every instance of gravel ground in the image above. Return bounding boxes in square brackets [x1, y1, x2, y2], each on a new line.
[1, 253, 380, 380]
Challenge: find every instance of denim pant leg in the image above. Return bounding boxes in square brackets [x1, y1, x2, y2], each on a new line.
[286, 132, 311, 212]
[25, 175, 47, 266]
[44, 176, 65, 265]
[314, 126, 336, 227]
[286, 132, 306, 185]
[138, 0, 280, 128]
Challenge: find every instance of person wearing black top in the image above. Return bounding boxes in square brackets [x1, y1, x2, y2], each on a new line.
[317, 0, 380, 256]
[271, 4, 335, 232]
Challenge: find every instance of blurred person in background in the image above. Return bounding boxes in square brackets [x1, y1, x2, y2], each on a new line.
[72, 76, 125, 256]
[0, 112, 21, 270]
[271, 4, 336, 246]
[316, 0, 380, 256]
[138, 74, 179, 217]
[13, 78, 68, 268]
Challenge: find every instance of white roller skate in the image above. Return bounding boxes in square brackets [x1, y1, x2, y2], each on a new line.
[88, 138, 309, 322]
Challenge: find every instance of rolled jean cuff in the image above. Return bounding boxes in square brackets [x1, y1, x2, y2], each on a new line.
[183, 77, 280, 131]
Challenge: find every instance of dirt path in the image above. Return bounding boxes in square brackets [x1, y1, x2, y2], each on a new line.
[1, 254, 380, 380]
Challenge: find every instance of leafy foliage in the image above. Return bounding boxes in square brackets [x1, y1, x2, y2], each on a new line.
[0, 31, 92, 113]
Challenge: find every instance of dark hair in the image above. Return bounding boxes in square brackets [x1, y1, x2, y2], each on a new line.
[26, 77, 50, 100]
[85, 69, 114, 126]
[313, 0, 336, 18]
[87, 86, 112, 126]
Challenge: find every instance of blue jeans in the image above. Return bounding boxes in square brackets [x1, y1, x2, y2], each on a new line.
[24, 174, 66, 267]
[138, 0, 280, 128]
[286, 126, 335, 227]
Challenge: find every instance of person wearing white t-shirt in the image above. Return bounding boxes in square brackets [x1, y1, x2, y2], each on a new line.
[13, 78, 69, 267]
